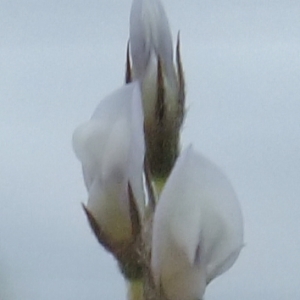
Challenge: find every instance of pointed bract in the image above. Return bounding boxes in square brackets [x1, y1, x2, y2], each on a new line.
[151, 146, 244, 300]
[73, 82, 145, 243]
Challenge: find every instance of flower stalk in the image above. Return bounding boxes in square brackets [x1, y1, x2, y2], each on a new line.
[73, 0, 244, 299]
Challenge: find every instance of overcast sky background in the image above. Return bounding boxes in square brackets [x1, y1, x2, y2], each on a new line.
[0, 0, 300, 299]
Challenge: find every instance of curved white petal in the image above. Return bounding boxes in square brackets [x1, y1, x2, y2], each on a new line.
[151, 146, 244, 300]
[72, 82, 145, 242]
[130, 0, 175, 82]
[73, 119, 110, 189]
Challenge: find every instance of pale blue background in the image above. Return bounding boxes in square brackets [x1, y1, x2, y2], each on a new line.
[1, 0, 300, 299]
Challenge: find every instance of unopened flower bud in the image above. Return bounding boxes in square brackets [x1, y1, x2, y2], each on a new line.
[129, 0, 185, 179]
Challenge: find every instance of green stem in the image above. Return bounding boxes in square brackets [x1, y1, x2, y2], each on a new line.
[153, 177, 167, 196]
[127, 280, 144, 300]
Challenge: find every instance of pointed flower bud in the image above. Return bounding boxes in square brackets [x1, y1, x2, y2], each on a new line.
[129, 0, 185, 178]
[151, 146, 244, 300]
[130, 0, 175, 82]
[72, 82, 145, 243]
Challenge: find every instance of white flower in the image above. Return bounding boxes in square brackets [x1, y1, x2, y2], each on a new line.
[129, 0, 179, 129]
[151, 146, 244, 300]
[72, 82, 145, 243]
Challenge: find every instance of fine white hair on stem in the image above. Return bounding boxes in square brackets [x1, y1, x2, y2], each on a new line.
[151, 145, 244, 300]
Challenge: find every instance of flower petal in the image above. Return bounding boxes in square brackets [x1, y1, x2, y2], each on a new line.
[72, 82, 145, 242]
[151, 146, 244, 299]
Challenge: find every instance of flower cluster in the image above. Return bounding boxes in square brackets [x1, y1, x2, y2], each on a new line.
[72, 0, 244, 299]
